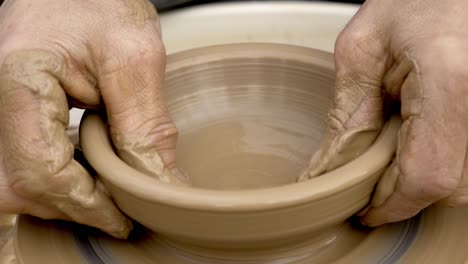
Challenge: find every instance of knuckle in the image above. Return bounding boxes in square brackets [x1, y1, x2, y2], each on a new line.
[112, 0, 159, 25]
[399, 156, 459, 201]
[147, 120, 178, 149]
[8, 145, 74, 198]
[335, 27, 373, 67]
[418, 35, 468, 76]
[334, 26, 388, 81]
[425, 175, 459, 197]
[335, 30, 359, 63]
[113, 115, 178, 148]
[397, 119, 461, 202]
[100, 34, 166, 88]
[0, 49, 64, 103]
[105, 29, 165, 62]
[10, 170, 44, 198]
[134, 38, 166, 67]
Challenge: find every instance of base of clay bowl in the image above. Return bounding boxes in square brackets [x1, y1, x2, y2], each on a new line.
[17, 205, 468, 263]
[80, 43, 400, 252]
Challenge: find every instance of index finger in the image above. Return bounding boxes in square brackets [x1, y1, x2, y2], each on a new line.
[94, 24, 188, 185]
[299, 29, 388, 180]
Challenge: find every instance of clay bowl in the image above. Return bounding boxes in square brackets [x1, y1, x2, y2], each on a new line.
[80, 44, 399, 255]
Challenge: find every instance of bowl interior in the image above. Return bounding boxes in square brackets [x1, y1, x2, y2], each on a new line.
[164, 44, 334, 190]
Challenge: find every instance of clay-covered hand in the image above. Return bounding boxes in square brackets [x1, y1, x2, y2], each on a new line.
[0, 0, 186, 239]
[299, 0, 468, 226]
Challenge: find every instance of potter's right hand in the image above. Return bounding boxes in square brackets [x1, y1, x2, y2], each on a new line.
[0, 0, 182, 239]
[300, 0, 468, 227]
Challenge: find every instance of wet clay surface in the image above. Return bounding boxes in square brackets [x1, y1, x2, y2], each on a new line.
[170, 58, 333, 190]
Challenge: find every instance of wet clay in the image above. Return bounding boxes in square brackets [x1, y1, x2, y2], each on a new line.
[77, 44, 399, 257]
[170, 56, 333, 190]
[112, 137, 189, 186]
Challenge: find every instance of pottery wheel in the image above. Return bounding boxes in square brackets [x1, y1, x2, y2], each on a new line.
[14, 205, 468, 263]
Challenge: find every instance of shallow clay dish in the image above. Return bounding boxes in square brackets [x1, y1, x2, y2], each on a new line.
[76, 43, 399, 256]
[15, 43, 468, 264]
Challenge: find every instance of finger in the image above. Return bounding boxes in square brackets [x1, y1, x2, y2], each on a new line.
[437, 142, 468, 206]
[299, 25, 391, 180]
[1, 140, 67, 219]
[0, 50, 132, 238]
[59, 57, 101, 108]
[94, 23, 188, 185]
[362, 53, 467, 226]
[370, 158, 399, 208]
[0, 166, 68, 220]
[362, 120, 461, 226]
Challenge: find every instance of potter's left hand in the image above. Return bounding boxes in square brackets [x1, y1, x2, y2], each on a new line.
[300, 0, 468, 226]
[0, 0, 184, 239]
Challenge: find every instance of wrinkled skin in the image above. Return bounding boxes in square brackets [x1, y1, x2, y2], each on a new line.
[0, 0, 187, 239]
[301, 0, 468, 226]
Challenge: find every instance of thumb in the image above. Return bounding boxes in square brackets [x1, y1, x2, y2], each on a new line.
[299, 27, 390, 180]
[95, 30, 188, 185]
[361, 49, 468, 226]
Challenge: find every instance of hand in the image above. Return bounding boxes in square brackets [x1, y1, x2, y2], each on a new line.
[0, 0, 186, 238]
[299, 0, 468, 226]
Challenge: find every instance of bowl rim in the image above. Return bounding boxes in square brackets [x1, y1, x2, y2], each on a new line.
[80, 43, 399, 212]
